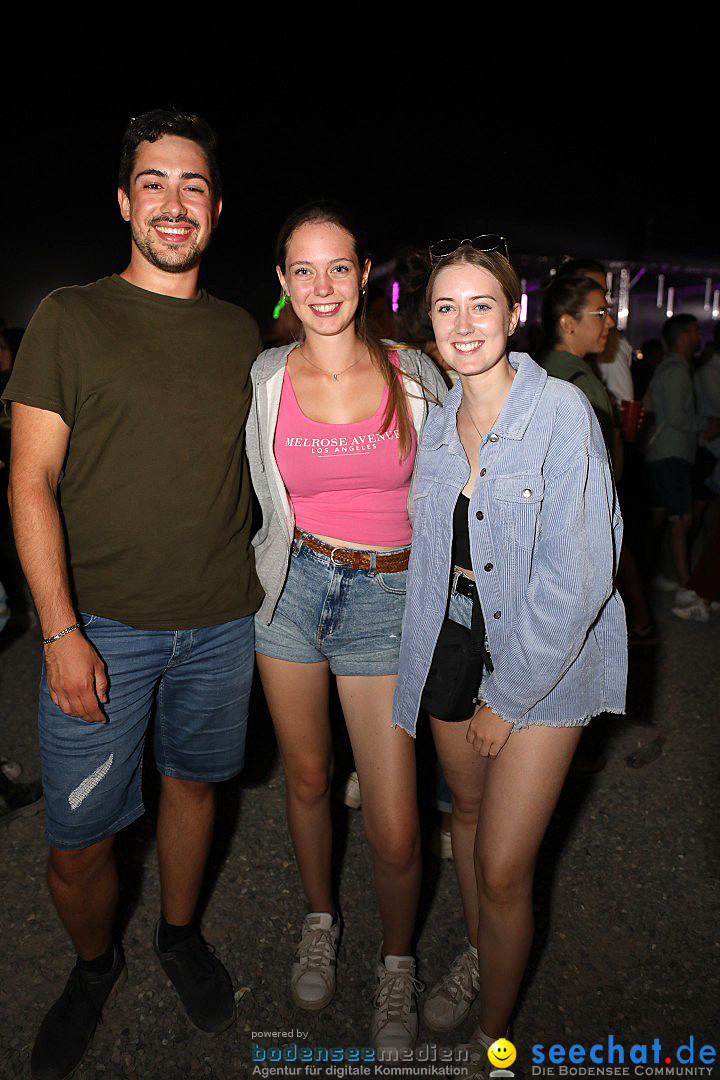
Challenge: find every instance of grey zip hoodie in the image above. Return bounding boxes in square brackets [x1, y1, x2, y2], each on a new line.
[246, 343, 447, 624]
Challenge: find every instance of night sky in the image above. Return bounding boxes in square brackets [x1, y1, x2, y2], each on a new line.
[4, 84, 716, 330]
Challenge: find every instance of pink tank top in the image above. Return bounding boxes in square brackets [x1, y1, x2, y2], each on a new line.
[274, 358, 416, 546]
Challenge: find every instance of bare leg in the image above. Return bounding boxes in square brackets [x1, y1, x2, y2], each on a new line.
[256, 654, 334, 915]
[156, 775, 215, 925]
[338, 674, 421, 956]
[474, 725, 582, 1036]
[431, 716, 489, 948]
[48, 838, 117, 960]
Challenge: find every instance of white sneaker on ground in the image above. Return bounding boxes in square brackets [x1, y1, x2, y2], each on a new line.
[672, 600, 710, 623]
[674, 586, 699, 606]
[342, 771, 361, 809]
[290, 913, 340, 1010]
[370, 949, 423, 1051]
[423, 944, 480, 1032]
[431, 827, 453, 860]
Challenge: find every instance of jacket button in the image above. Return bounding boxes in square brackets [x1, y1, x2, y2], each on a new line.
[476, 511, 484, 521]
[488, 433, 499, 443]
[484, 563, 493, 571]
[493, 610, 501, 619]
[479, 468, 486, 477]
[522, 488, 532, 498]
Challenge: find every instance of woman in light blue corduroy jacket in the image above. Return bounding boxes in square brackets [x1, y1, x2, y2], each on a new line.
[392, 240, 627, 1062]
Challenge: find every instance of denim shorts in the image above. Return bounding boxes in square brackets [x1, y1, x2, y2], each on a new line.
[254, 532, 409, 676]
[39, 613, 255, 850]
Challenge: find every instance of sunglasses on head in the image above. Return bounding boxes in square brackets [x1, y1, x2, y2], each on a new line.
[429, 234, 509, 266]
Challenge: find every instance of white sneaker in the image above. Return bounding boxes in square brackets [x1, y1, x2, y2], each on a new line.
[673, 600, 710, 623]
[290, 913, 340, 1010]
[342, 771, 361, 809]
[674, 586, 699, 606]
[423, 945, 480, 1032]
[431, 827, 453, 860]
[370, 950, 422, 1051]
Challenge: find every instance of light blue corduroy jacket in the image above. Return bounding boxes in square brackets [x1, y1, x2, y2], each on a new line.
[392, 351, 627, 736]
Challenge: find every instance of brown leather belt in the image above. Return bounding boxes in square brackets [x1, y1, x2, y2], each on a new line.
[293, 528, 410, 573]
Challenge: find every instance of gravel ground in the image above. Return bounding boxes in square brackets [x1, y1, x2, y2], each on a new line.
[0, 592, 718, 1079]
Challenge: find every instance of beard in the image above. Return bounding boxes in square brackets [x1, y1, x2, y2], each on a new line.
[131, 214, 209, 274]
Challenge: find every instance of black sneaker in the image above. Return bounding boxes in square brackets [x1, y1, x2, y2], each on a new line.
[30, 945, 126, 1080]
[153, 920, 235, 1034]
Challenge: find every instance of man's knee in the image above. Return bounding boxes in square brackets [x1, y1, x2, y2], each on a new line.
[49, 836, 115, 885]
[160, 775, 214, 803]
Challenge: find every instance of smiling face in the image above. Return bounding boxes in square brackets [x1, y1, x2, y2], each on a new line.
[430, 262, 520, 378]
[118, 135, 220, 274]
[488, 1039, 517, 1069]
[277, 222, 369, 339]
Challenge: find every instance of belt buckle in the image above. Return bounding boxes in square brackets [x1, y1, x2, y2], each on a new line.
[329, 546, 343, 566]
[451, 567, 462, 594]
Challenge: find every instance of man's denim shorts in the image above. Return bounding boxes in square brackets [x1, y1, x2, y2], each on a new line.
[254, 532, 410, 676]
[38, 613, 255, 851]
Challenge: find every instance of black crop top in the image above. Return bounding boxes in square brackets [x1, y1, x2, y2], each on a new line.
[451, 493, 472, 571]
[449, 492, 493, 671]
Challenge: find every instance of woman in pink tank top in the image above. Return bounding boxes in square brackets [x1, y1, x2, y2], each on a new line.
[247, 204, 446, 1050]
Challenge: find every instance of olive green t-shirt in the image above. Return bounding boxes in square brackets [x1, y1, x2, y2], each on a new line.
[3, 275, 265, 629]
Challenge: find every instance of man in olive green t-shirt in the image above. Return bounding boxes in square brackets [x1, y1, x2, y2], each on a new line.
[3, 109, 264, 1079]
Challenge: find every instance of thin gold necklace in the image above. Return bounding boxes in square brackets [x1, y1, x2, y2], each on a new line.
[297, 346, 363, 382]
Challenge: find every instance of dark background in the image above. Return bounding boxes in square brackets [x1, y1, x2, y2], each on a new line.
[4, 83, 717, 337]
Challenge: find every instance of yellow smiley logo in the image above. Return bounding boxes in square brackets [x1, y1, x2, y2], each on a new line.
[488, 1039, 517, 1069]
